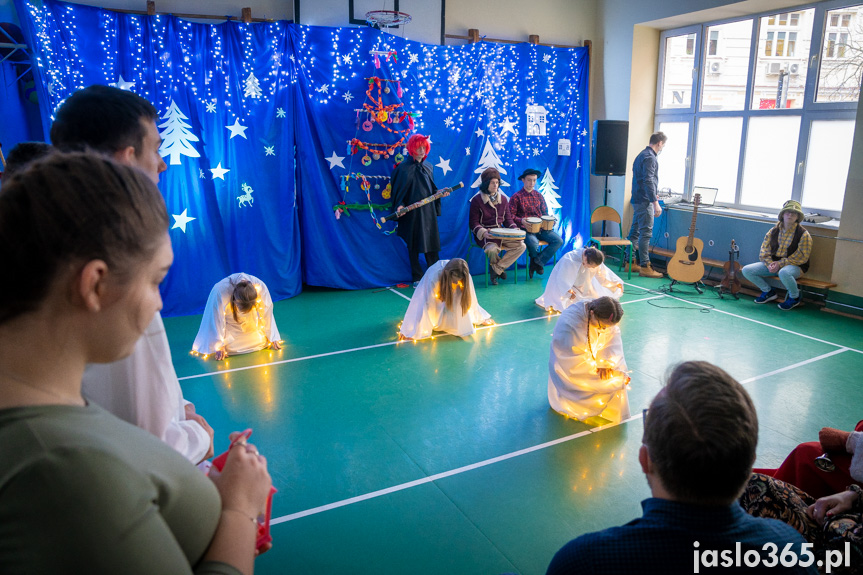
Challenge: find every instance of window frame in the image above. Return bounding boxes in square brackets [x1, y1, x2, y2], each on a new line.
[655, 0, 862, 220]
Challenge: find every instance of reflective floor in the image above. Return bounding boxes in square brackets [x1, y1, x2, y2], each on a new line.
[164, 270, 863, 575]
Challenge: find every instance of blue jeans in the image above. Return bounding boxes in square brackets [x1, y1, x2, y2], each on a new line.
[627, 202, 654, 265]
[525, 229, 564, 266]
[741, 262, 803, 298]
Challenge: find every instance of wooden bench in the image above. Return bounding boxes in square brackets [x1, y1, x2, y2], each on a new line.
[647, 246, 837, 300]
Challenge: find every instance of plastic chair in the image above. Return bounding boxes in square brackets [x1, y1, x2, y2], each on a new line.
[587, 206, 633, 279]
[467, 234, 520, 288]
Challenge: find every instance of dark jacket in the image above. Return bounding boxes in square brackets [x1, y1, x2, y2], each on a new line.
[630, 146, 658, 204]
[390, 156, 440, 253]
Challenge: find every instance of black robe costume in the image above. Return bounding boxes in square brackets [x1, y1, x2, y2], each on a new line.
[389, 156, 441, 253]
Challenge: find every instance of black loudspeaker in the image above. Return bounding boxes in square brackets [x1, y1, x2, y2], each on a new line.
[591, 120, 629, 176]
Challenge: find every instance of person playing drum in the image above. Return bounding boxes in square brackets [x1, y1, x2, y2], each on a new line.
[469, 168, 526, 285]
[509, 168, 564, 278]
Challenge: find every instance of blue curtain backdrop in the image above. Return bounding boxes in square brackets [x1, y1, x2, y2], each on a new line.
[16, 0, 589, 311]
[15, 0, 301, 316]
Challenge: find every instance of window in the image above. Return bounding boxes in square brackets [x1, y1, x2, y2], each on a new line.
[656, 1, 863, 217]
[660, 31, 698, 109]
[818, 8, 863, 102]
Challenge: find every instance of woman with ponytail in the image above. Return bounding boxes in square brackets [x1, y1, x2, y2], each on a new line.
[399, 259, 493, 339]
[548, 296, 630, 423]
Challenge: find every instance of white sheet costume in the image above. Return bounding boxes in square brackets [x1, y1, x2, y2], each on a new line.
[399, 260, 492, 339]
[193, 273, 281, 355]
[536, 248, 623, 312]
[548, 301, 630, 423]
[82, 312, 211, 463]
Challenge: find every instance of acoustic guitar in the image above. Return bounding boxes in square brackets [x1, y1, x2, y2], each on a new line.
[667, 193, 705, 284]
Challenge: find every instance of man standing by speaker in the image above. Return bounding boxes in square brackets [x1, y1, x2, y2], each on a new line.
[627, 132, 666, 278]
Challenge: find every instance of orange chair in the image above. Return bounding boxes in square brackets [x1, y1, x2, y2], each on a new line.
[587, 206, 633, 279]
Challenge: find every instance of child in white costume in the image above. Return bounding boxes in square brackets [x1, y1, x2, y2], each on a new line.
[536, 246, 623, 312]
[193, 273, 282, 359]
[548, 296, 630, 423]
[399, 259, 493, 339]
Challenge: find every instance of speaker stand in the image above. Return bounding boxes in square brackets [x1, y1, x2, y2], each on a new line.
[602, 175, 610, 237]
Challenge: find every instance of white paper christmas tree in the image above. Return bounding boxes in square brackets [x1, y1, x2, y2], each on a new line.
[471, 139, 510, 188]
[158, 100, 200, 165]
[539, 167, 562, 210]
[244, 72, 262, 99]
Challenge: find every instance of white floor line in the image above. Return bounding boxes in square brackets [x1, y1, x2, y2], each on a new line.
[622, 281, 863, 354]
[739, 348, 850, 384]
[270, 429, 594, 525]
[386, 286, 413, 302]
[270, 347, 848, 525]
[621, 295, 664, 305]
[179, 314, 563, 381]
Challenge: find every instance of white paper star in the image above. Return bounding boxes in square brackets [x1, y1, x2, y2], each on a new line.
[435, 157, 452, 175]
[276, 108, 286, 118]
[210, 162, 230, 180]
[475, 127, 484, 138]
[581, 129, 588, 137]
[199, 169, 205, 179]
[408, 53, 419, 65]
[325, 151, 345, 169]
[542, 54, 551, 63]
[342, 91, 353, 103]
[465, 147, 471, 156]
[47, 82, 56, 95]
[205, 101, 216, 113]
[289, 54, 296, 62]
[110, 75, 135, 91]
[341, 54, 353, 66]
[499, 118, 517, 136]
[419, 88, 427, 99]
[426, 136, 433, 146]
[226, 119, 248, 139]
[444, 117, 454, 128]
[265, 145, 275, 156]
[533, 148, 541, 156]
[448, 69, 461, 83]
[315, 84, 330, 94]
[171, 209, 195, 233]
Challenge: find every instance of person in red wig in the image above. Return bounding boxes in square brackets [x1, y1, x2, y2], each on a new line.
[390, 134, 441, 286]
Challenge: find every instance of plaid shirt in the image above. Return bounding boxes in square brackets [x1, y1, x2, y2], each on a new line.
[759, 223, 812, 268]
[509, 188, 548, 229]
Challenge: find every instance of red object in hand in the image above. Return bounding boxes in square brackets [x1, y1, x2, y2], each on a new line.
[211, 429, 277, 552]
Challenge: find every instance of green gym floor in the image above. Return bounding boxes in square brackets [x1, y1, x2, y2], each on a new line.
[163, 268, 863, 575]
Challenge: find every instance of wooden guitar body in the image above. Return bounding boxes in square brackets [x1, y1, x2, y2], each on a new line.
[667, 235, 705, 283]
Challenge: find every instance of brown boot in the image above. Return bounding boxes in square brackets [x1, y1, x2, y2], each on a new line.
[639, 263, 663, 278]
[625, 261, 641, 273]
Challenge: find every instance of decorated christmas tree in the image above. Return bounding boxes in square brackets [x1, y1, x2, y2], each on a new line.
[539, 167, 562, 210]
[334, 49, 417, 227]
[158, 99, 200, 165]
[472, 139, 510, 189]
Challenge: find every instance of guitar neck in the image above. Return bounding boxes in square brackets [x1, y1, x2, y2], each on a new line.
[686, 204, 699, 247]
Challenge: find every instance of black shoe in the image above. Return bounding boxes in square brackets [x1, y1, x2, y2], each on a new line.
[489, 269, 500, 285]
[499, 270, 508, 280]
[530, 260, 545, 277]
